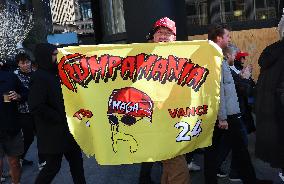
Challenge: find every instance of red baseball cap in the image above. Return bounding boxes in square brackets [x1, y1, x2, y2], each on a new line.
[108, 87, 153, 119]
[153, 17, 176, 35]
[235, 51, 249, 61]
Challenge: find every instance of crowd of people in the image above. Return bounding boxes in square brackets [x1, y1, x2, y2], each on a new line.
[0, 16, 283, 184]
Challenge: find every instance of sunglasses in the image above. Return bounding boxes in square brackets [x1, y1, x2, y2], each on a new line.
[108, 114, 143, 126]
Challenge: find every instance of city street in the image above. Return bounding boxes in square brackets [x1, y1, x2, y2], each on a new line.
[1, 1, 284, 184]
[2, 134, 283, 184]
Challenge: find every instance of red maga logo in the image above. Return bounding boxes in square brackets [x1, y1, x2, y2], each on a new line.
[107, 87, 153, 153]
[58, 53, 209, 92]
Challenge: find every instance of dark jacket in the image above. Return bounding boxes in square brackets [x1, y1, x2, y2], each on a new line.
[256, 39, 284, 168]
[230, 68, 256, 133]
[0, 70, 26, 138]
[28, 43, 79, 154]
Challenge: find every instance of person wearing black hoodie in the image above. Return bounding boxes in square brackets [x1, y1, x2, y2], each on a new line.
[28, 43, 86, 184]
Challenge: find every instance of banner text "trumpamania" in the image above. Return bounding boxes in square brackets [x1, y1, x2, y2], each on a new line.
[58, 53, 209, 92]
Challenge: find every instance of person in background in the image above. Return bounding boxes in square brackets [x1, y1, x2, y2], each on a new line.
[204, 23, 272, 184]
[0, 60, 26, 184]
[28, 43, 86, 184]
[233, 51, 256, 134]
[0, 61, 6, 183]
[216, 45, 255, 181]
[234, 51, 248, 71]
[256, 12, 284, 182]
[14, 53, 34, 166]
[14, 53, 45, 171]
[225, 45, 256, 136]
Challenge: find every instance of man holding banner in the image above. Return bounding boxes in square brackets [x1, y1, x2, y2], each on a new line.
[57, 15, 225, 184]
[150, 17, 191, 184]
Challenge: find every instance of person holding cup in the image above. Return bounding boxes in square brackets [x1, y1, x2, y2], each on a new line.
[0, 60, 27, 184]
[3, 91, 11, 102]
[3, 91, 21, 102]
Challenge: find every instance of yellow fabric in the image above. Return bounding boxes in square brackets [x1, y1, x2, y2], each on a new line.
[57, 40, 223, 165]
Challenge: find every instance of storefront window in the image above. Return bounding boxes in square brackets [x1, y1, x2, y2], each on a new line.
[220, 0, 277, 22]
[186, 0, 277, 26]
[255, 0, 276, 20]
[100, 0, 125, 35]
[80, 2, 92, 20]
[186, 0, 208, 26]
[220, 0, 246, 23]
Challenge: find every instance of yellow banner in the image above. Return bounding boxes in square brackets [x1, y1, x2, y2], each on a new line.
[57, 40, 223, 165]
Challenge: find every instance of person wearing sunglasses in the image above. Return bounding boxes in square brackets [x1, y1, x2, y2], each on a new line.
[139, 17, 190, 184]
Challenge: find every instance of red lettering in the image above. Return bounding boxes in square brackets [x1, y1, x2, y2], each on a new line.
[151, 58, 168, 81]
[203, 105, 208, 114]
[186, 107, 195, 117]
[167, 56, 186, 81]
[169, 105, 208, 119]
[177, 108, 186, 118]
[73, 112, 82, 120]
[72, 57, 90, 82]
[89, 55, 107, 79]
[73, 109, 93, 120]
[108, 56, 122, 77]
[196, 106, 204, 116]
[168, 109, 177, 118]
[58, 53, 209, 92]
[63, 63, 79, 83]
[58, 53, 82, 92]
[79, 109, 93, 118]
[184, 67, 208, 91]
[177, 61, 194, 85]
[136, 54, 157, 78]
[121, 56, 136, 79]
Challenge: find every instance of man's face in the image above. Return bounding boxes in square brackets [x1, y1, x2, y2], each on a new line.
[217, 29, 231, 49]
[18, 59, 31, 73]
[226, 51, 236, 66]
[153, 27, 176, 43]
[51, 50, 58, 63]
[240, 57, 246, 65]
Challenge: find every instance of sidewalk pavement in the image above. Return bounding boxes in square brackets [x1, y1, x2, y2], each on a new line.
[2, 134, 283, 184]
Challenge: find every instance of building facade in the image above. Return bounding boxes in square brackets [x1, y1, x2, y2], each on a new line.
[91, 0, 283, 78]
[50, 0, 93, 34]
[92, 0, 283, 43]
[50, 0, 79, 26]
